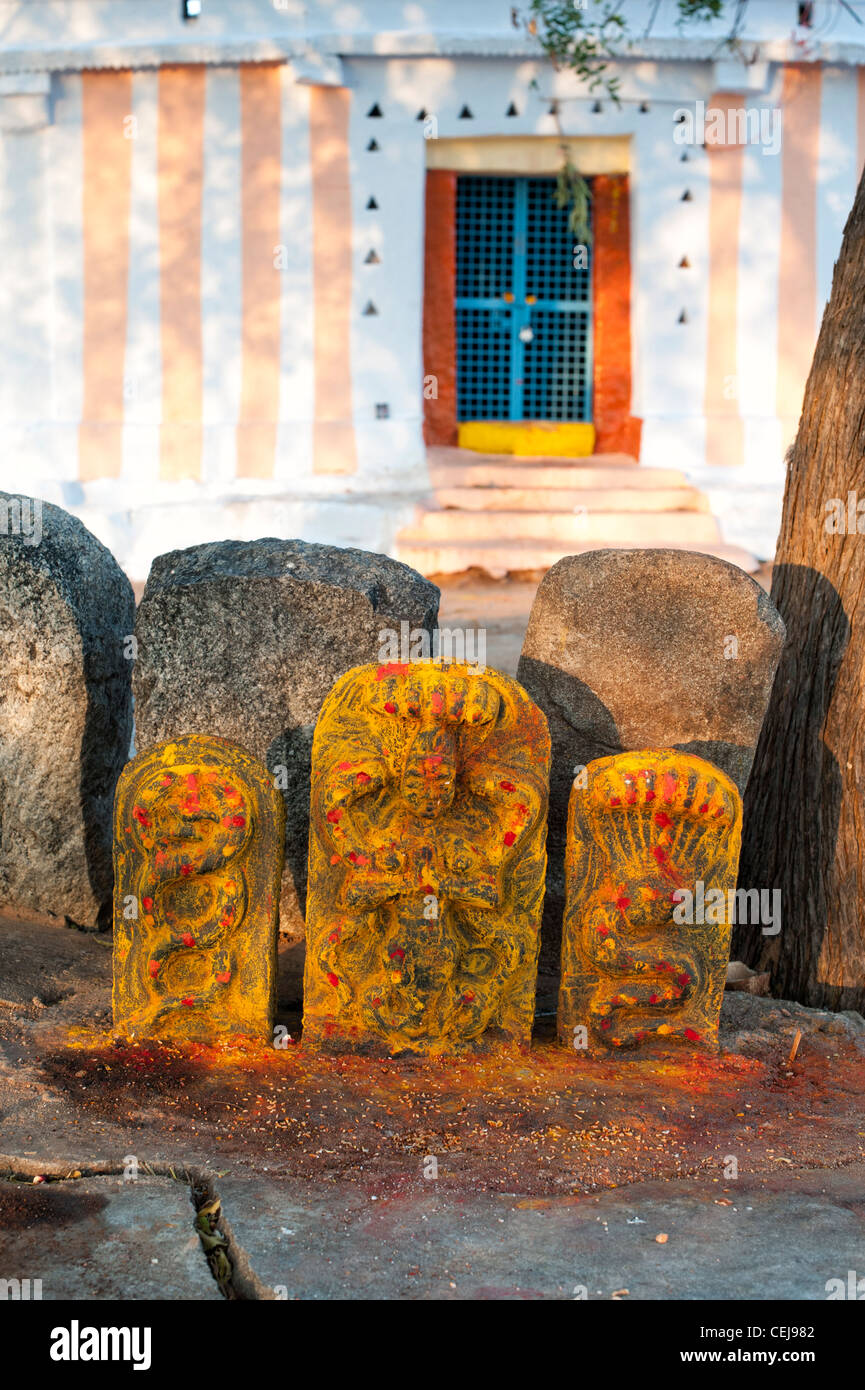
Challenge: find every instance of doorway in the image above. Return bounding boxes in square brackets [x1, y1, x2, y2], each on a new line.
[455, 174, 593, 423]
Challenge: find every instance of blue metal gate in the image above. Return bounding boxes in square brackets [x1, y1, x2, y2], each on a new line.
[455, 175, 592, 422]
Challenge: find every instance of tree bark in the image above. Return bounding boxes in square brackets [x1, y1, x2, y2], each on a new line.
[734, 168, 865, 1012]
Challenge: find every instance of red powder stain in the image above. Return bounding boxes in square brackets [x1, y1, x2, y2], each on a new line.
[500, 781, 516, 793]
[148, 960, 160, 978]
[645, 790, 656, 801]
[160, 774, 172, 786]
[516, 803, 529, 817]
[327, 972, 339, 989]
[676, 972, 691, 988]
[372, 997, 382, 1008]
[356, 771, 371, 785]
[430, 691, 444, 714]
[699, 803, 709, 814]
[181, 997, 195, 1007]
[328, 930, 340, 944]
[654, 812, 672, 829]
[132, 805, 151, 828]
[609, 796, 621, 807]
[142, 896, 153, 911]
[652, 847, 666, 864]
[216, 970, 231, 985]
[616, 895, 630, 911]
[420, 882, 435, 894]
[376, 663, 409, 681]
[338, 761, 353, 771]
[219, 918, 232, 929]
[182, 933, 196, 947]
[503, 831, 516, 847]
[462, 991, 475, 1004]
[180, 864, 193, 877]
[597, 925, 610, 938]
[154, 850, 166, 867]
[231, 815, 246, 829]
[384, 702, 397, 714]
[685, 1028, 701, 1042]
[330, 853, 340, 865]
[389, 948, 405, 963]
[662, 774, 677, 801]
[649, 993, 660, 1005]
[326, 808, 343, 824]
[186, 774, 198, 789]
[600, 1018, 611, 1030]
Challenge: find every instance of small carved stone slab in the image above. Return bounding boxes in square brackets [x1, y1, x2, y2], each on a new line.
[303, 661, 550, 1054]
[112, 735, 285, 1042]
[559, 750, 742, 1051]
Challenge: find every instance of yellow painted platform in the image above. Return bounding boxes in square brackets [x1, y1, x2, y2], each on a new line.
[458, 420, 596, 457]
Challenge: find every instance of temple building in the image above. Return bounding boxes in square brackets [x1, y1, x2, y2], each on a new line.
[0, 0, 861, 578]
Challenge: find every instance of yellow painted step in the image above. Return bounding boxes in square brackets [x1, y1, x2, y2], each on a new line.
[458, 420, 596, 457]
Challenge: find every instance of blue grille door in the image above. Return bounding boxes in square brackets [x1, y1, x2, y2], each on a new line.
[455, 175, 592, 422]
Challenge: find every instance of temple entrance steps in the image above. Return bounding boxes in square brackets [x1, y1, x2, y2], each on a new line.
[394, 447, 758, 577]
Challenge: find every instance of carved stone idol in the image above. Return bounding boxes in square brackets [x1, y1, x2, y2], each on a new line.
[303, 661, 550, 1053]
[112, 735, 285, 1042]
[559, 750, 742, 1051]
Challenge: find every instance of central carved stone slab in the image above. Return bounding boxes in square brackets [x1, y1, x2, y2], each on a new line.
[303, 662, 550, 1054]
[558, 749, 743, 1051]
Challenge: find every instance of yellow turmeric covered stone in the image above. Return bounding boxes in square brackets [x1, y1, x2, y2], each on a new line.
[559, 750, 742, 1051]
[303, 661, 550, 1054]
[112, 735, 285, 1042]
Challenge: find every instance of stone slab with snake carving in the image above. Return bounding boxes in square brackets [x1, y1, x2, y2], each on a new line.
[112, 735, 284, 1042]
[559, 749, 742, 1052]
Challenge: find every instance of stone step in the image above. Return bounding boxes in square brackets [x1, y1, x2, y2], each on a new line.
[433, 486, 710, 514]
[395, 537, 759, 577]
[429, 458, 689, 491]
[430, 445, 640, 470]
[401, 507, 722, 544]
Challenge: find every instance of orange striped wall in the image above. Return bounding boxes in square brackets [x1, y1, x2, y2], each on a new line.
[79, 71, 133, 481]
[776, 65, 822, 428]
[704, 93, 746, 470]
[237, 64, 283, 479]
[158, 66, 206, 481]
[309, 86, 357, 475]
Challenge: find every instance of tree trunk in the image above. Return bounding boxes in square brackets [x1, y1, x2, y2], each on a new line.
[734, 168, 865, 1012]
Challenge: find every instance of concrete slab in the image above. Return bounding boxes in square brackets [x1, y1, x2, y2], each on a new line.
[0, 1175, 219, 1300]
[216, 1166, 865, 1301]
